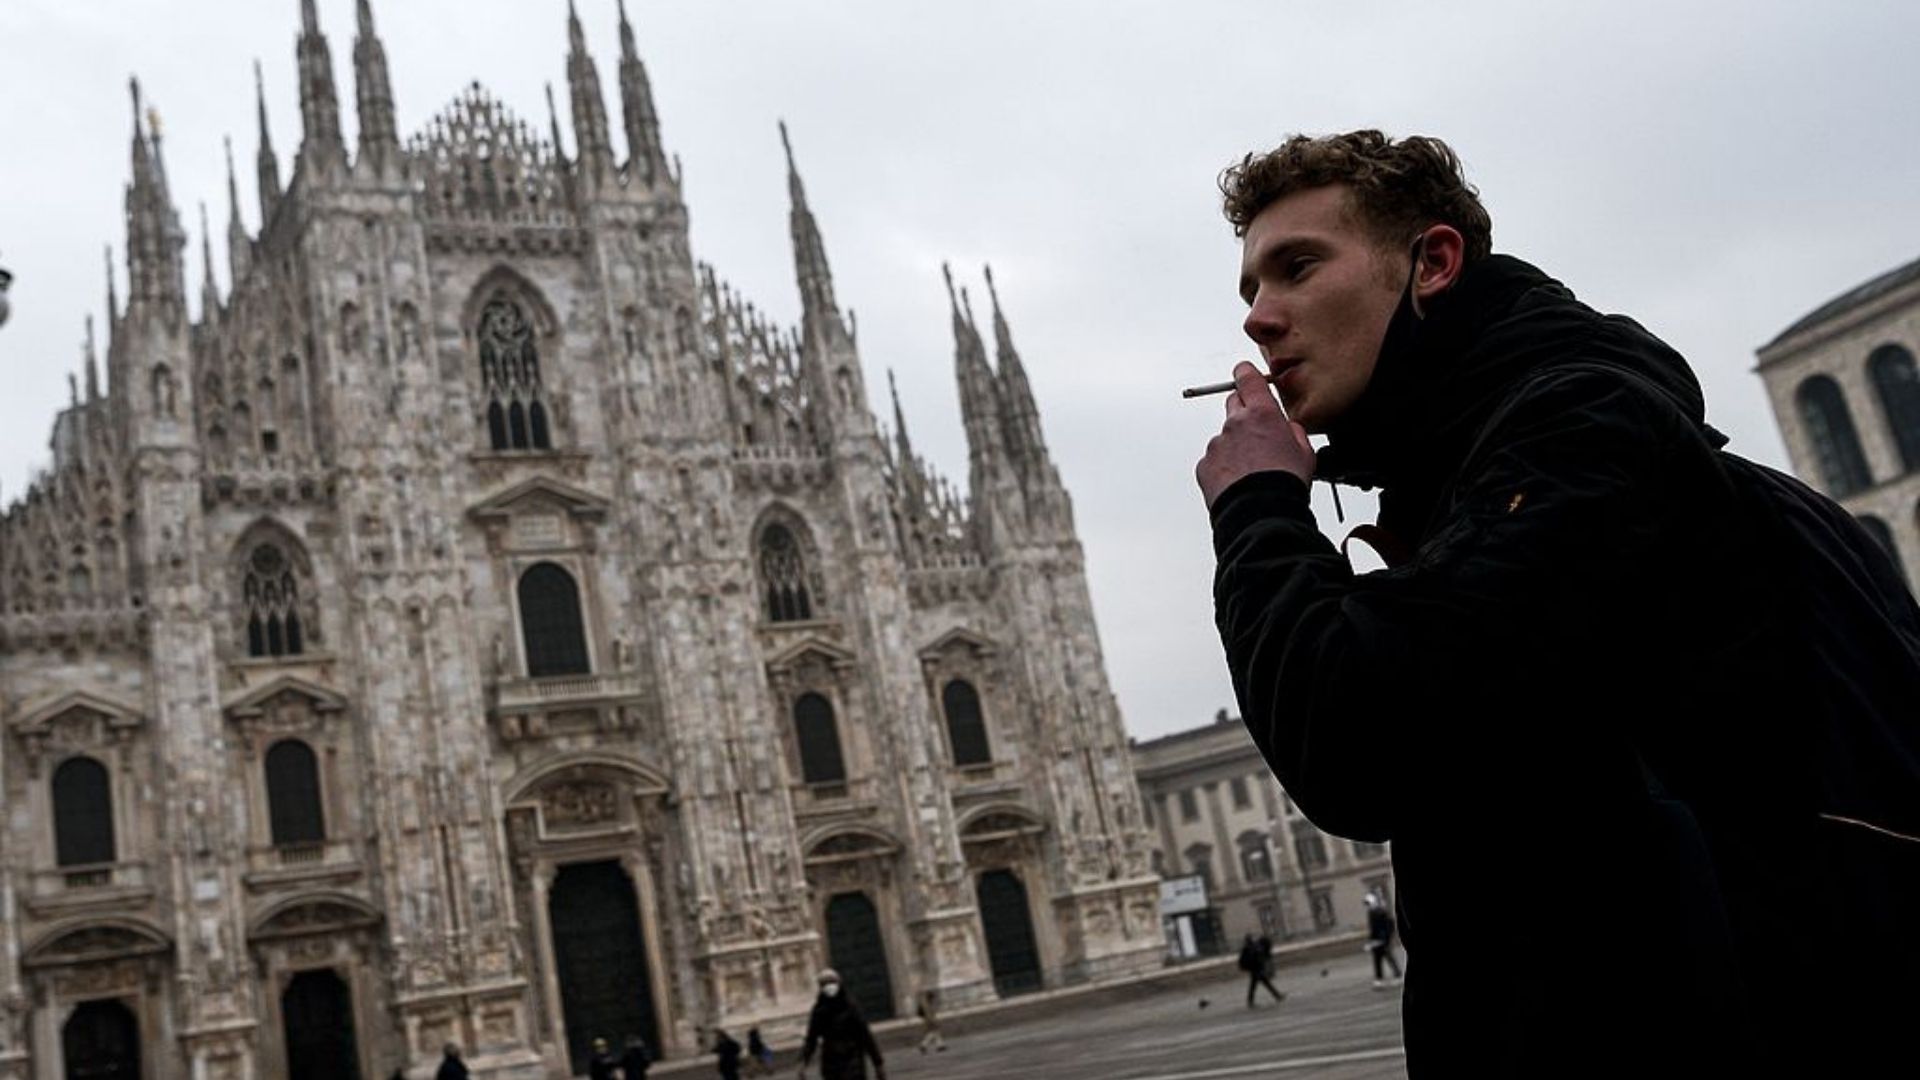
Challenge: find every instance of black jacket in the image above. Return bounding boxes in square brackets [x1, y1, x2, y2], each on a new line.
[802, 993, 883, 1080]
[1211, 255, 1920, 1078]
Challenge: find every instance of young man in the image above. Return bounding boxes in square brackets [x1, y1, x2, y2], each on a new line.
[1197, 130, 1919, 1077]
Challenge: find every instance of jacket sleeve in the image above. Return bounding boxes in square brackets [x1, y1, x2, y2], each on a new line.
[1211, 369, 1683, 839]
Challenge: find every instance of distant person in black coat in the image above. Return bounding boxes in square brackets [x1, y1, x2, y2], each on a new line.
[434, 1043, 469, 1080]
[1238, 934, 1285, 1007]
[1364, 892, 1403, 985]
[621, 1034, 653, 1080]
[713, 1028, 743, 1080]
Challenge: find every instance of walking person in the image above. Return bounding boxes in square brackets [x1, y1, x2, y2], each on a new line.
[1238, 933, 1285, 1007]
[620, 1034, 653, 1080]
[1198, 128, 1920, 1075]
[713, 1028, 743, 1080]
[588, 1037, 619, 1080]
[1364, 893, 1402, 986]
[746, 1028, 774, 1077]
[798, 968, 886, 1080]
[434, 1043, 469, 1080]
[914, 989, 947, 1054]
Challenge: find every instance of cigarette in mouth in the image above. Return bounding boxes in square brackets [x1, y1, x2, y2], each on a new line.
[1181, 371, 1278, 399]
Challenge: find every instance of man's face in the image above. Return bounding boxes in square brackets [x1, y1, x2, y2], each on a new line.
[1238, 185, 1407, 432]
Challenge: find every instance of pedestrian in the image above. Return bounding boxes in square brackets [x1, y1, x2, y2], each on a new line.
[1255, 931, 1276, 979]
[434, 1043, 469, 1080]
[588, 1037, 618, 1080]
[913, 988, 947, 1054]
[1237, 933, 1285, 1007]
[746, 1027, 774, 1076]
[1198, 129, 1920, 1077]
[1363, 893, 1402, 986]
[620, 1034, 652, 1080]
[713, 1028, 743, 1080]
[798, 968, 886, 1080]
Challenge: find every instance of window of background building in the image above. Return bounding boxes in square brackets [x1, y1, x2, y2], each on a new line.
[1141, 797, 1154, 827]
[1230, 775, 1251, 810]
[1185, 844, 1214, 892]
[1309, 887, 1336, 931]
[1179, 789, 1200, 823]
[1291, 819, 1329, 871]
[1238, 833, 1273, 883]
[1257, 902, 1281, 938]
[1352, 840, 1387, 860]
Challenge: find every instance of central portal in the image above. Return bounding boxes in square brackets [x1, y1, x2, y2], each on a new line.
[549, 860, 658, 1075]
[825, 891, 895, 1020]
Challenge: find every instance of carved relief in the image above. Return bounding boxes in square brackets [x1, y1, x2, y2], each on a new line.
[540, 781, 619, 830]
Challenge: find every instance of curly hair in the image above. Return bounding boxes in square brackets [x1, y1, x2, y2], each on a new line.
[1220, 130, 1492, 262]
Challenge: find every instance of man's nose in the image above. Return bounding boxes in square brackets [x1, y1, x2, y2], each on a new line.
[1243, 297, 1287, 346]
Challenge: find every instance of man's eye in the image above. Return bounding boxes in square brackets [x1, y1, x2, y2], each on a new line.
[1286, 258, 1316, 280]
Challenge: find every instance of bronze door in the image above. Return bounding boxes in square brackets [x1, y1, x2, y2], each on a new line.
[63, 999, 140, 1080]
[825, 891, 895, 1020]
[282, 969, 361, 1080]
[976, 869, 1042, 996]
[549, 860, 658, 1075]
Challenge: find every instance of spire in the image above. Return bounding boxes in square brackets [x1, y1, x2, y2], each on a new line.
[781, 122, 842, 337]
[946, 262, 1001, 459]
[225, 136, 252, 282]
[888, 368, 914, 461]
[124, 78, 185, 315]
[104, 245, 118, 323]
[565, 0, 615, 184]
[545, 82, 569, 163]
[84, 316, 101, 401]
[199, 200, 221, 317]
[352, 0, 400, 172]
[615, 0, 670, 188]
[295, 0, 347, 173]
[255, 60, 282, 220]
[984, 264, 1049, 463]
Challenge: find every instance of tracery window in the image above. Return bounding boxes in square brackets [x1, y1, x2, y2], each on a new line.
[244, 543, 305, 658]
[793, 692, 847, 784]
[942, 678, 992, 766]
[518, 562, 591, 678]
[478, 296, 552, 451]
[52, 756, 115, 867]
[265, 739, 326, 847]
[1797, 375, 1872, 497]
[760, 523, 814, 622]
[1869, 345, 1920, 473]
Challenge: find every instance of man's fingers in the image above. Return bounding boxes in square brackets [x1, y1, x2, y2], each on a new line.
[1232, 361, 1278, 413]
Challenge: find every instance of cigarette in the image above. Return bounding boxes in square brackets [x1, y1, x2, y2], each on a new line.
[1181, 372, 1277, 399]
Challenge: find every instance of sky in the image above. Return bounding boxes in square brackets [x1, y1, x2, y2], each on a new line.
[2, 1, 1917, 741]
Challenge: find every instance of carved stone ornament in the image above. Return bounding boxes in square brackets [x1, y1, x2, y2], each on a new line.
[540, 780, 620, 830]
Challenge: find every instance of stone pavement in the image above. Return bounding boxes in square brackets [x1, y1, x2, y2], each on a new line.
[877, 949, 1405, 1080]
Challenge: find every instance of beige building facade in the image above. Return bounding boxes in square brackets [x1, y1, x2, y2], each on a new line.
[1132, 711, 1393, 954]
[0, 4, 1161, 1077]
[1756, 254, 1920, 587]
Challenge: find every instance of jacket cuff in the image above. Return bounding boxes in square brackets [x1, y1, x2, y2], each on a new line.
[1209, 470, 1312, 545]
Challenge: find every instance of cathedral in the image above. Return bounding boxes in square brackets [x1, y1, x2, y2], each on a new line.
[0, 2, 1161, 1076]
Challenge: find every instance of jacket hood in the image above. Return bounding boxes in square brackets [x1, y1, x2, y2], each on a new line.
[1315, 254, 1719, 498]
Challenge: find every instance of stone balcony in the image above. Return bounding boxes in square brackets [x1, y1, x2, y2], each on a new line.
[489, 669, 651, 742]
[242, 839, 365, 890]
[26, 860, 154, 913]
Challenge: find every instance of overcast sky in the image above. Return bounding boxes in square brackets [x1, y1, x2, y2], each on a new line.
[3, 1, 1918, 740]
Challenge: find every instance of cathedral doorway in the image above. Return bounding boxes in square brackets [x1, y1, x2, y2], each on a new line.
[976, 869, 1042, 997]
[282, 969, 362, 1080]
[549, 859, 658, 1075]
[63, 999, 141, 1080]
[824, 891, 896, 1020]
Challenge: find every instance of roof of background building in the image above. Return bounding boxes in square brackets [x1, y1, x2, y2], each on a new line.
[1766, 252, 1920, 351]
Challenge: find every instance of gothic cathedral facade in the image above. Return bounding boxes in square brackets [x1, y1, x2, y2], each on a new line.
[0, 3, 1160, 1076]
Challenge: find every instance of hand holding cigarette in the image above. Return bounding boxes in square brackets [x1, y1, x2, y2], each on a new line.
[1193, 361, 1314, 508]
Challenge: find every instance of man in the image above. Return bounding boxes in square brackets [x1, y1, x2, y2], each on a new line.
[587, 1037, 618, 1080]
[434, 1043, 469, 1080]
[1362, 892, 1401, 986]
[797, 969, 885, 1080]
[1197, 130, 1919, 1077]
[620, 1034, 653, 1080]
[1237, 932, 1285, 1007]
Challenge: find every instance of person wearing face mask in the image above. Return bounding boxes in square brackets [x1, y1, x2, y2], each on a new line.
[797, 969, 885, 1080]
[1197, 130, 1919, 1078]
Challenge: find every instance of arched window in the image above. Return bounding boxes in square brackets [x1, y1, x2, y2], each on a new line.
[1290, 819, 1329, 871]
[1184, 844, 1214, 891]
[1870, 345, 1920, 473]
[793, 692, 847, 784]
[244, 543, 305, 658]
[265, 739, 326, 847]
[477, 296, 552, 451]
[942, 679, 992, 766]
[1797, 375, 1873, 497]
[759, 524, 814, 622]
[518, 562, 590, 677]
[52, 756, 115, 867]
[1237, 831, 1273, 883]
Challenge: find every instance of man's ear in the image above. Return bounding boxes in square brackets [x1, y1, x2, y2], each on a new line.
[1413, 224, 1466, 304]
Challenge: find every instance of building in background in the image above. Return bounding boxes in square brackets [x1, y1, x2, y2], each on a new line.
[1757, 254, 1920, 588]
[1132, 710, 1393, 955]
[0, 3, 1160, 1077]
